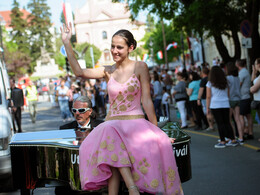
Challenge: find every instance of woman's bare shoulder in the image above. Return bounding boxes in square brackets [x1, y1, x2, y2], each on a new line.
[135, 61, 149, 73]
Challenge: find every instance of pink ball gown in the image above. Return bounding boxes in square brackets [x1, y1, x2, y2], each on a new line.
[79, 73, 183, 194]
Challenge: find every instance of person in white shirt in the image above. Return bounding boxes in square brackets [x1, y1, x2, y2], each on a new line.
[162, 87, 170, 119]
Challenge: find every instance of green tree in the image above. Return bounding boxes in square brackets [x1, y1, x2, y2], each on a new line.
[114, 0, 260, 65]
[27, 0, 53, 70]
[74, 43, 102, 68]
[10, 0, 30, 54]
[145, 22, 184, 65]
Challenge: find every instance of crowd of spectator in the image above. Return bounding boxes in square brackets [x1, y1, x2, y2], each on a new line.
[40, 58, 260, 147]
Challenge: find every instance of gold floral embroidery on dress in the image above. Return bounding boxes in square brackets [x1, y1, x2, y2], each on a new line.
[174, 189, 180, 195]
[97, 156, 103, 163]
[111, 102, 117, 109]
[132, 172, 140, 182]
[129, 155, 135, 164]
[92, 168, 99, 176]
[124, 90, 127, 93]
[150, 179, 159, 189]
[127, 83, 130, 85]
[107, 136, 110, 139]
[126, 94, 134, 101]
[107, 143, 115, 151]
[166, 167, 176, 182]
[100, 141, 107, 149]
[91, 156, 98, 165]
[111, 154, 118, 162]
[144, 183, 149, 188]
[140, 165, 148, 174]
[144, 161, 151, 167]
[120, 142, 126, 150]
[130, 80, 134, 83]
[117, 93, 124, 101]
[168, 182, 174, 189]
[128, 85, 135, 92]
[120, 157, 130, 165]
[119, 104, 127, 111]
[139, 161, 143, 165]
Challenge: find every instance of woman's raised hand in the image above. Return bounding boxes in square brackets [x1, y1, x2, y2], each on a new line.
[60, 22, 72, 44]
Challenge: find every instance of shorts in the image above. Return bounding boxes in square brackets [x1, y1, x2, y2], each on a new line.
[230, 100, 240, 109]
[240, 98, 251, 115]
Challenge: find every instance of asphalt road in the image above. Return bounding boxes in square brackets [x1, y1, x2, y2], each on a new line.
[1, 96, 260, 195]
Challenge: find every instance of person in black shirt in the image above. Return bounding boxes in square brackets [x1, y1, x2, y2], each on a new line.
[10, 78, 24, 133]
[197, 67, 214, 131]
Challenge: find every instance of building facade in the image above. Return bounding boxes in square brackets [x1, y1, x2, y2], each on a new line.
[74, 0, 146, 65]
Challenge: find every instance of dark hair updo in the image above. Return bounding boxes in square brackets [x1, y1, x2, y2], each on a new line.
[112, 29, 137, 50]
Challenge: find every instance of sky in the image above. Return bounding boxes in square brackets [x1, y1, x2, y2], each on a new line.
[0, 0, 87, 28]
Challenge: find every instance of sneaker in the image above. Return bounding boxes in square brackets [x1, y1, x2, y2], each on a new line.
[214, 143, 226, 148]
[237, 139, 244, 145]
[203, 127, 214, 132]
[226, 140, 238, 147]
[218, 137, 230, 143]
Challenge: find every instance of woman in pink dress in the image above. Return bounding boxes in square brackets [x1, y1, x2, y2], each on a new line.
[61, 23, 183, 195]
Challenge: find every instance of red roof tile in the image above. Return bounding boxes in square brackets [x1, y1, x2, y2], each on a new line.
[0, 9, 31, 29]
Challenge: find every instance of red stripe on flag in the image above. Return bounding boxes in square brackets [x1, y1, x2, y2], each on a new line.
[62, 3, 67, 25]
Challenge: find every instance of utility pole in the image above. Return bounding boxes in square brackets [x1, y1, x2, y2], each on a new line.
[181, 32, 186, 69]
[161, 20, 168, 69]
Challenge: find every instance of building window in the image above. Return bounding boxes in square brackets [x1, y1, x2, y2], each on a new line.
[102, 31, 107, 39]
[104, 49, 110, 61]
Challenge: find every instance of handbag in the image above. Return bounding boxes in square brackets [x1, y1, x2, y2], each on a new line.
[250, 100, 260, 110]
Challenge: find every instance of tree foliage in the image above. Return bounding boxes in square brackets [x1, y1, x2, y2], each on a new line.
[145, 21, 185, 64]
[27, 0, 53, 69]
[10, 0, 30, 54]
[5, 0, 31, 77]
[114, 0, 260, 65]
[74, 43, 102, 68]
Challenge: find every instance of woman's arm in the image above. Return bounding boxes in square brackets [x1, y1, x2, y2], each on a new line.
[61, 23, 105, 79]
[186, 88, 193, 96]
[250, 77, 260, 93]
[137, 62, 157, 126]
[206, 87, 211, 114]
[251, 65, 257, 82]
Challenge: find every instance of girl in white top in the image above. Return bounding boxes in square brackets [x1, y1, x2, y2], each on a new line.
[250, 58, 260, 143]
[206, 66, 237, 148]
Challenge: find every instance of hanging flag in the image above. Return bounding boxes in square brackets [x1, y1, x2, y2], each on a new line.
[142, 53, 149, 62]
[166, 42, 178, 50]
[166, 43, 173, 51]
[173, 42, 178, 48]
[62, 2, 75, 35]
[157, 51, 163, 60]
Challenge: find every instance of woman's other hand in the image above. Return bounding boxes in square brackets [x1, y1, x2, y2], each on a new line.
[60, 22, 72, 44]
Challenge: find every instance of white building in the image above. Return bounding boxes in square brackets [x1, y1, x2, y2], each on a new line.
[74, 0, 146, 65]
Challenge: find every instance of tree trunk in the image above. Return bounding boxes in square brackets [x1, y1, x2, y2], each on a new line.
[213, 34, 232, 63]
[231, 29, 241, 61]
[248, 0, 260, 66]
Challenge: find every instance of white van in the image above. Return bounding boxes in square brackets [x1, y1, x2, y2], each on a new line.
[0, 60, 13, 181]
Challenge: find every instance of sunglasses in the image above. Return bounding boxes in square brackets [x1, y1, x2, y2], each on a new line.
[72, 108, 91, 114]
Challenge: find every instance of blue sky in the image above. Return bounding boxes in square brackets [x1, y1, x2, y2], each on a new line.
[0, 0, 87, 28]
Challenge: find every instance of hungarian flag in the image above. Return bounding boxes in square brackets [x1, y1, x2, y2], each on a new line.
[142, 53, 149, 62]
[62, 2, 75, 35]
[166, 42, 178, 50]
[157, 51, 163, 60]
